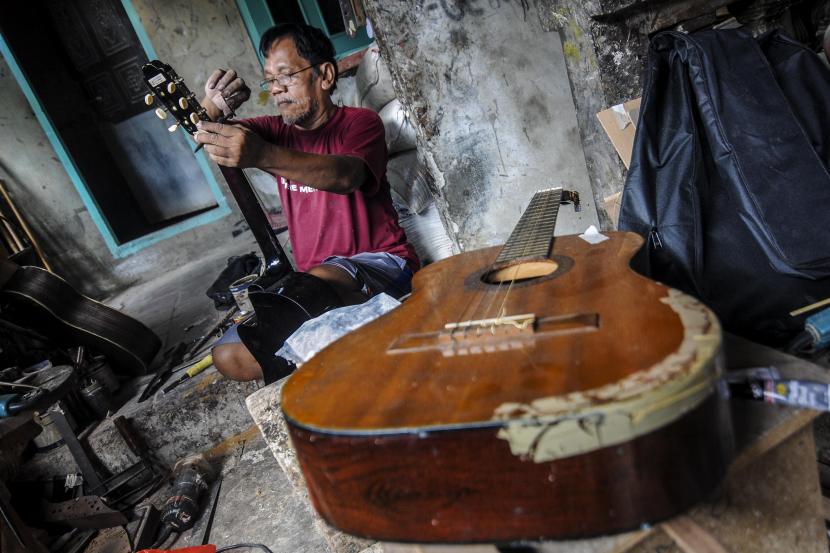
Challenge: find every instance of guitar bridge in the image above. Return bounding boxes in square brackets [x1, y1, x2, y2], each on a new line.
[389, 312, 599, 357]
[444, 313, 536, 332]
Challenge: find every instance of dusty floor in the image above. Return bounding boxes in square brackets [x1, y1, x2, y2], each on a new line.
[104, 227, 263, 362]
[99, 228, 332, 550]
[134, 433, 329, 552]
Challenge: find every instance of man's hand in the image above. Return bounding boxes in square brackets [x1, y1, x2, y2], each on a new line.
[201, 69, 251, 119]
[195, 121, 269, 168]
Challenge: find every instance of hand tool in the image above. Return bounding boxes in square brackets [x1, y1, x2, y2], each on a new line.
[162, 354, 214, 394]
[150, 454, 214, 549]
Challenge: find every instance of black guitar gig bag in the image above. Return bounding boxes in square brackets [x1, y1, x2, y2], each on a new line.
[619, 29, 830, 345]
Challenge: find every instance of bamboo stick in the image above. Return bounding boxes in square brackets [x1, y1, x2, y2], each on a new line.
[0, 178, 52, 272]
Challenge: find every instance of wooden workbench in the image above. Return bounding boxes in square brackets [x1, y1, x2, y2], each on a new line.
[247, 334, 828, 553]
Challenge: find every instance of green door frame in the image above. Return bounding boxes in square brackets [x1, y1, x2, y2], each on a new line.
[236, 0, 372, 65]
[0, 0, 231, 259]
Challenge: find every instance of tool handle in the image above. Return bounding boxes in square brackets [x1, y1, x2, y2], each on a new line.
[186, 354, 213, 378]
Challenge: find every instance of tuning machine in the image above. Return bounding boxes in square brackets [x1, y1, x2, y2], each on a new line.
[168, 123, 179, 133]
[144, 94, 155, 106]
[155, 107, 167, 120]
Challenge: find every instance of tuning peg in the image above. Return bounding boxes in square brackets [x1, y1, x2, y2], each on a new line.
[189, 113, 200, 125]
[168, 123, 179, 133]
[178, 98, 188, 109]
[144, 94, 154, 106]
[155, 108, 167, 120]
[167, 82, 176, 94]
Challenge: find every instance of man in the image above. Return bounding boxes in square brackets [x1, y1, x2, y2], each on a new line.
[196, 23, 419, 382]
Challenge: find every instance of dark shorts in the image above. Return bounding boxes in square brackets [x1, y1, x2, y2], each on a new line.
[214, 252, 413, 347]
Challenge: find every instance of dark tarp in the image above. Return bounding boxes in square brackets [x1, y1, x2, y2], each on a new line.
[619, 29, 830, 345]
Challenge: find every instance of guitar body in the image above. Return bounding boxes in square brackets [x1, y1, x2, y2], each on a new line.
[237, 272, 343, 377]
[282, 231, 733, 542]
[1, 265, 160, 375]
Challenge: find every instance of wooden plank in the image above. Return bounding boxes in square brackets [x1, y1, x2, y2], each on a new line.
[722, 333, 824, 475]
[685, 426, 825, 553]
[730, 409, 817, 474]
[662, 516, 728, 553]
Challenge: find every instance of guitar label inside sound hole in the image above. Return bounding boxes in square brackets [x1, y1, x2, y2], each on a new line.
[484, 259, 559, 284]
[471, 255, 574, 289]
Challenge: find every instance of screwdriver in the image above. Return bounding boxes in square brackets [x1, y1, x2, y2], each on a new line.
[162, 354, 214, 394]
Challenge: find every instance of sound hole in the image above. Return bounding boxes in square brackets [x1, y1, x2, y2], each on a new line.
[483, 259, 559, 284]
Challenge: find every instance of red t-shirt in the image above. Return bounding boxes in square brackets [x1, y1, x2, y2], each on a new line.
[242, 107, 419, 272]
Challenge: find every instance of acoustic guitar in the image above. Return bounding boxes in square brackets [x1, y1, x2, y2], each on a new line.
[281, 188, 734, 542]
[0, 261, 160, 375]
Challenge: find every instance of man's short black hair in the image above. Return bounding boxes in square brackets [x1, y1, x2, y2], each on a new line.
[259, 23, 338, 92]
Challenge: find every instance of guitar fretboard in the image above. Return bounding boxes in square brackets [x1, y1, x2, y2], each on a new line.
[495, 188, 563, 264]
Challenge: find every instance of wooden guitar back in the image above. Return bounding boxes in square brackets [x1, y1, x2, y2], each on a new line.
[1, 265, 160, 375]
[282, 231, 733, 542]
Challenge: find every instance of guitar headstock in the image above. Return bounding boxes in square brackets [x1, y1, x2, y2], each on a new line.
[561, 190, 581, 212]
[141, 60, 211, 134]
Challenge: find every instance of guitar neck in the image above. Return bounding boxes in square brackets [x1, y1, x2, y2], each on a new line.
[218, 165, 293, 278]
[495, 188, 563, 264]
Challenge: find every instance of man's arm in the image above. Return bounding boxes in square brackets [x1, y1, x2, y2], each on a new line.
[257, 147, 367, 195]
[195, 121, 367, 195]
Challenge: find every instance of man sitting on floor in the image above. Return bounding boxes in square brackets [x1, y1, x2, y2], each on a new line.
[196, 23, 419, 382]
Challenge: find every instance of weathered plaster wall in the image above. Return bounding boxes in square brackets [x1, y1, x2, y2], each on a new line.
[364, 0, 599, 251]
[536, 0, 626, 227]
[0, 0, 272, 299]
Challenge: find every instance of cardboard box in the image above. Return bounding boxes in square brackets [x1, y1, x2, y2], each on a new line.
[596, 98, 641, 169]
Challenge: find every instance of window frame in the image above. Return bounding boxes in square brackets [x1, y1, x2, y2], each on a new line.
[0, 0, 231, 258]
[236, 0, 372, 65]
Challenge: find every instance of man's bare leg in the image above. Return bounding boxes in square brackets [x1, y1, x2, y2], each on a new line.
[306, 264, 368, 306]
[212, 265, 366, 381]
[212, 342, 262, 381]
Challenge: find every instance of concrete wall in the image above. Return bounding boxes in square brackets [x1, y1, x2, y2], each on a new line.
[364, 0, 599, 251]
[537, 0, 628, 227]
[0, 0, 273, 299]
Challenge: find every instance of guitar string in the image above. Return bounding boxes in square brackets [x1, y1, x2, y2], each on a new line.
[472, 194, 544, 333]
[489, 189, 560, 331]
[445, 189, 560, 343]
[448, 197, 539, 342]
[456, 191, 555, 337]
[452, 259, 506, 342]
[448, 193, 547, 340]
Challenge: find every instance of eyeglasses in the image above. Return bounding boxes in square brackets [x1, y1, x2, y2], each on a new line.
[259, 64, 318, 90]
